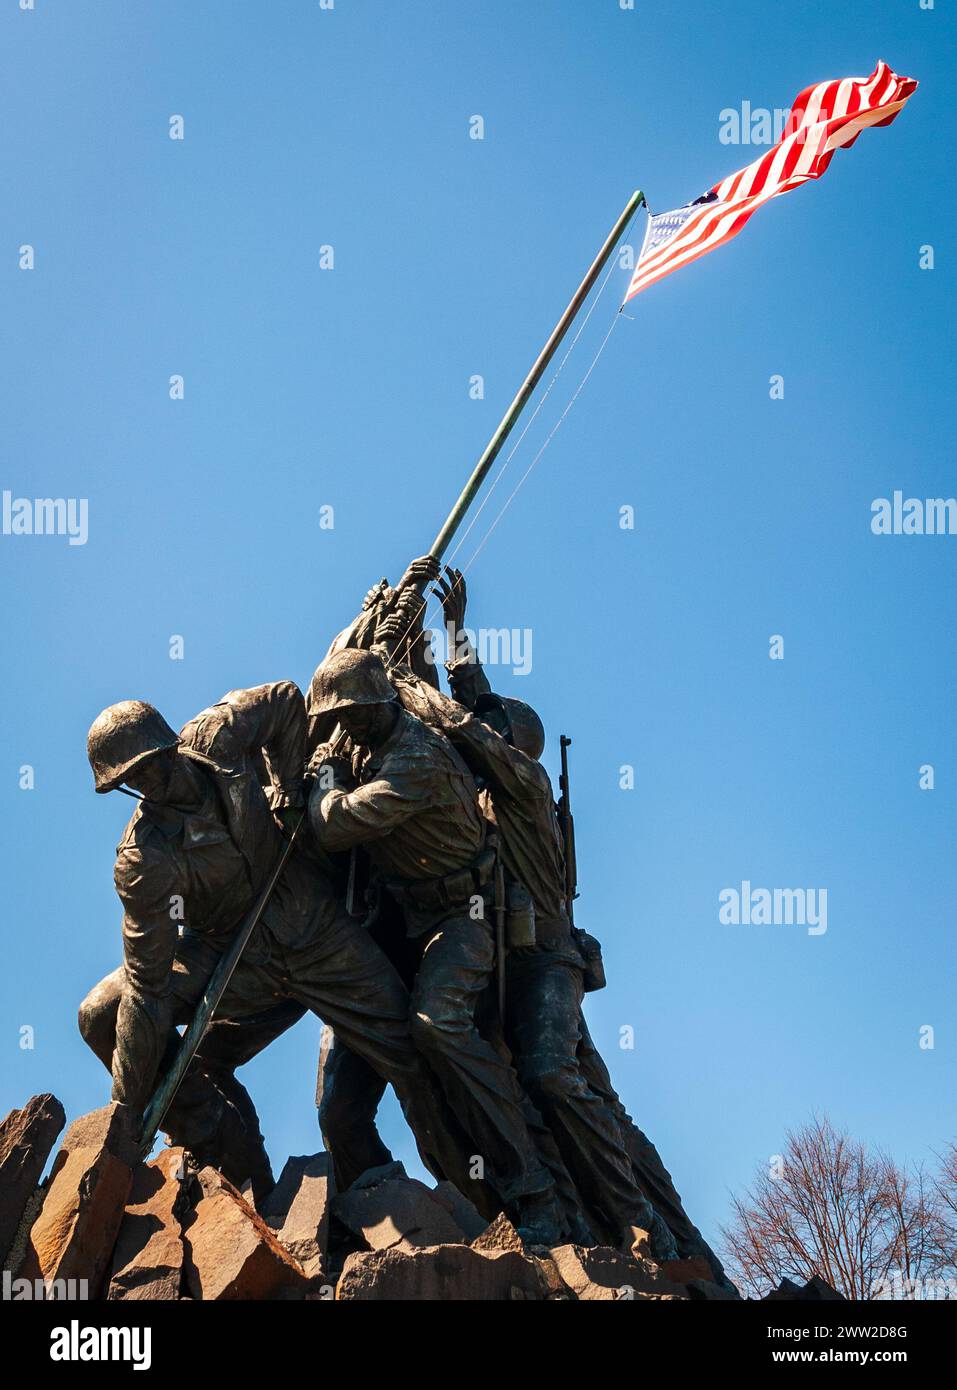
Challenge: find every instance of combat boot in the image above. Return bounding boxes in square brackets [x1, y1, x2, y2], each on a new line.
[511, 1186, 565, 1247]
[166, 1082, 275, 1205]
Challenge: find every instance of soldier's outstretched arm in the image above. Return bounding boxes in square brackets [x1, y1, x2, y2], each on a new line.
[387, 662, 544, 803]
[309, 748, 435, 852]
[373, 590, 439, 690]
[365, 556, 441, 689]
[323, 556, 439, 667]
[186, 681, 307, 809]
[435, 702, 547, 804]
[112, 850, 180, 1113]
[434, 567, 492, 709]
[324, 579, 392, 662]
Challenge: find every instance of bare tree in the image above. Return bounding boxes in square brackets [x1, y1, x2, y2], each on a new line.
[935, 1142, 957, 1222]
[931, 1141, 957, 1278]
[721, 1116, 952, 1300]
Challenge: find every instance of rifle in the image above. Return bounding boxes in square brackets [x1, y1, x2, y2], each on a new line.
[493, 855, 507, 1019]
[558, 734, 578, 927]
[139, 811, 304, 1153]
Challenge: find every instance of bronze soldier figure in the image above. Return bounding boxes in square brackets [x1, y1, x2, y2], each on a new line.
[425, 567, 732, 1282]
[306, 646, 568, 1245]
[387, 619, 669, 1254]
[78, 681, 478, 1203]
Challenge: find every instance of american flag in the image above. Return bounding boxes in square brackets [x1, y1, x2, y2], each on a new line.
[624, 61, 918, 303]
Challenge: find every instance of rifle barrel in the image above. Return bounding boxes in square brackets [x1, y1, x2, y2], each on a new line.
[139, 813, 305, 1153]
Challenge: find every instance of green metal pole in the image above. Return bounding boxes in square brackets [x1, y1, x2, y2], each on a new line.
[426, 189, 646, 562]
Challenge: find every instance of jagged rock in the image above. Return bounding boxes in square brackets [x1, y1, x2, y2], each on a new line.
[107, 1147, 188, 1300]
[351, 1160, 407, 1187]
[332, 1173, 466, 1252]
[661, 1255, 741, 1299]
[470, 1212, 525, 1253]
[0, 1093, 66, 1268]
[549, 1243, 685, 1301]
[183, 1166, 309, 1300]
[532, 1252, 573, 1300]
[336, 1243, 548, 1301]
[4, 1189, 45, 1282]
[661, 1255, 715, 1286]
[764, 1274, 845, 1301]
[261, 1154, 334, 1279]
[803, 1274, 845, 1300]
[20, 1103, 139, 1296]
[429, 1181, 487, 1241]
[628, 1225, 654, 1260]
[686, 1277, 740, 1301]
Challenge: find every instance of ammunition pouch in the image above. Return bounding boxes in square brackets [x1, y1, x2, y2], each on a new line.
[505, 880, 536, 949]
[573, 927, 606, 992]
[385, 846, 496, 916]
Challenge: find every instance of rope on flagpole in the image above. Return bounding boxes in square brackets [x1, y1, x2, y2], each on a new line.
[401, 295, 628, 659]
[386, 236, 636, 663]
[456, 306, 623, 573]
[441, 238, 627, 570]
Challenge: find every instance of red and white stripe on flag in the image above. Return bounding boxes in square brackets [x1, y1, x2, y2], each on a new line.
[623, 61, 918, 303]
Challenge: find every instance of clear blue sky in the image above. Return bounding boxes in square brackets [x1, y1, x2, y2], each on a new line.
[2, 1, 953, 1255]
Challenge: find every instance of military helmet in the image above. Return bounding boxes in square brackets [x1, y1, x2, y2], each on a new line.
[474, 693, 546, 761]
[87, 700, 180, 793]
[306, 648, 397, 718]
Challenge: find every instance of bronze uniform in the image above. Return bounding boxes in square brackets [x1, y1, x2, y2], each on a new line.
[79, 682, 467, 1198]
[311, 707, 556, 1210]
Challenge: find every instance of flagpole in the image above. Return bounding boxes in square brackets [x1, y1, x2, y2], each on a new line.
[426, 189, 646, 563]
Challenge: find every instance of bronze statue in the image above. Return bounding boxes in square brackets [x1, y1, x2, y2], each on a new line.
[309, 562, 730, 1273]
[75, 560, 725, 1269]
[420, 570, 731, 1281]
[78, 681, 483, 1206]
[306, 647, 567, 1245]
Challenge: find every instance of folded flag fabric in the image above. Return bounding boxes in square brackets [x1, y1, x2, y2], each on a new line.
[624, 61, 918, 303]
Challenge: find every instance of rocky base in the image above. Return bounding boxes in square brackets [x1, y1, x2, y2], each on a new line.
[1, 1096, 838, 1302]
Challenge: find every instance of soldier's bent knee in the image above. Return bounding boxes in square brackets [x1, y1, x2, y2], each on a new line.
[317, 1088, 356, 1138]
[518, 1058, 578, 1106]
[409, 1005, 469, 1056]
[77, 991, 107, 1051]
[77, 972, 124, 1068]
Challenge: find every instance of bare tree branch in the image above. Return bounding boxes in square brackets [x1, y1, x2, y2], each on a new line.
[720, 1116, 956, 1300]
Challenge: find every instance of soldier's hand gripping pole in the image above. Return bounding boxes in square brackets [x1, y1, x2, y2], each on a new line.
[422, 190, 646, 569]
[139, 812, 305, 1155]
